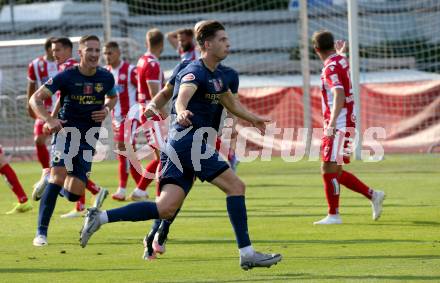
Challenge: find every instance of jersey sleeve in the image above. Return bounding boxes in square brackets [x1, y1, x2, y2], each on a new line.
[324, 64, 345, 91]
[144, 61, 161, 82]
[129, 65, 138, 87]
[168, 60, 190, 86]
[43, 71, 66, 95]
[229, 70, 239, 95]
[106, 75, 117, 97]
[27, 61, 36, 82]
[179, 65, 203, 89]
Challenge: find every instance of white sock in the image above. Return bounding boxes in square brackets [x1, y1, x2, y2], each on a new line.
[239, 245, 254, 257]
[134, 188, 147, 195]
[99, 211, 109, 224]
[117, 188, 126, 194]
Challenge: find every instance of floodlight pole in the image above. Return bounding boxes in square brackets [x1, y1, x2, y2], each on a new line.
[299, 0, 312, 156]
[348, 0, 362, 160]
[102, 0, 112, 42]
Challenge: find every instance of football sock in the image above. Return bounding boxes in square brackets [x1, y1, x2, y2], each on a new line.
[226, 195, 251, 249]
[130, 164, 142, 184]
[36, 144, 50, 169]
[339, 170, 373, 200]
[0, 164, 28, 203]
[76, 194, 86, 211]
[136, 159, 159, 191]
[118, 155, 129, 189]
[86, 180, 100, 195]
[60, 189, 81, 202]
[38, 183, 62, 236]
[323, 173, 340, 215]
[106, 201, 159, 222]
[239, 245, 255, 257]
[157, 208, 180, 245]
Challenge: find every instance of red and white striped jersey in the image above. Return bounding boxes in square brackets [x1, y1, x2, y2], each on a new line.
[106, 61, 138, 126]
[178, 45, 199, 62]
[58, 57, 78, 71]
[27, 56, 58, 112]
[320, 53, 356, 130]
[136, 52, 164, 105]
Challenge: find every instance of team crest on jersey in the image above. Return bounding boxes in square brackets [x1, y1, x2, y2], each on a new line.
[339, 58, 348, 68]
[119, 74, 126, 81]
[94, 83, 104, 93]
[182, 73, 195, 82]
[211, 78, 223, 92]
[84, 83, 93, 94]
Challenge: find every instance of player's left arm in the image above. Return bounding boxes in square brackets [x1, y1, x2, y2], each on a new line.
[91, 87, 117, 123]
[219, 91, 269, 133]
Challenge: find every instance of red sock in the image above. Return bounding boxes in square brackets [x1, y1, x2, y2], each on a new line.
[215, 137, 221, 151]
[130, 164, 142, 184]
[0, 164, 28, 203]
[76, 194, 85, 211]
[36, 144, 50, 169]
[323, 173, 340, 215]
[117, 155, 129, 188]
[86, 179, 100, 195]
[136, 159, 159, 191]
[339, 170, 373, 200]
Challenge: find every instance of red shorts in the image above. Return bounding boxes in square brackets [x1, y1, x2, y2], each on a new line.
[112, 119, 138, 144]
[33, 118, 46, 136]
[321, 130, 354, 165]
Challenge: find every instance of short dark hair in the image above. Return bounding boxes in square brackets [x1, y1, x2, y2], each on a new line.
[147, 28, 164, 48]
[312, 30, 334, 52]
[104, 41, 119, 50]
[44, 37, 56, 51]
[177, 28, 194, 38]
[79, 35, 100, 46]
[195, 20, 225, 49]
[52, 37, 73, 49]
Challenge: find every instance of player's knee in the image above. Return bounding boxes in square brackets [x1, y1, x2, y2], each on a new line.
[34, 135, 46, 145]
[158, 205, 177, 220]
[49, 172, 66, 186]
[62, 190, 82, 202]
[229, 178, 246, 195]
[117, 142, 126, 152]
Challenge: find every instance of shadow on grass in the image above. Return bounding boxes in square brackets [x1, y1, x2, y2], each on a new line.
[268, 273, 440, 281]
[0, 267, 140, 273]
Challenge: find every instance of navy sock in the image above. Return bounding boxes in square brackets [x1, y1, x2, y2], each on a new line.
[147, 219, 162, 239]
[226, 195, 251, 248]
[107, 201, 159, 223]
[157, 208, 180, 245]
[37, 183, 62, 236]
[59, 188, 81, 202]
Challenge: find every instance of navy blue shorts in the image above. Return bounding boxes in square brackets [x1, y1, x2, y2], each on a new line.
[159, 133, 229, 195]
[50, 131, 95, 184]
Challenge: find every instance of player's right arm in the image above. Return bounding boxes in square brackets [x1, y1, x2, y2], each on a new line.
[175, 83, 196, 127]
[29, 86, 64, 133]
[166, 31, 179, 50]
[26, 62, 37, 119]
[144, 82, 174, 118]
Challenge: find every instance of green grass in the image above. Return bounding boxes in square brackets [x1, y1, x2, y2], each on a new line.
[1, 154, 440, 282]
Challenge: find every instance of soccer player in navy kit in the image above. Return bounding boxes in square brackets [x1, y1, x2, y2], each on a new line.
[80, 21, 281, 270]
[29, 35, 117, 246]
[141, 59, 240, 260]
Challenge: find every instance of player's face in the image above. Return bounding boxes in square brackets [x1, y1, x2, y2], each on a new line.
[79, 40, 101, 69]
[208, 30, 230, 61]
[103, 47, 120, 66]
[52, 43, 71, 64]
[178, 33, 193, 52]
[46, 47, 54, 61]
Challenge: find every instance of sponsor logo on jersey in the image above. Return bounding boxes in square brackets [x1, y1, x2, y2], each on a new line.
[94, 83, 104, 93]
[84, 83, 93, 94]
[182, 73, 195, 82]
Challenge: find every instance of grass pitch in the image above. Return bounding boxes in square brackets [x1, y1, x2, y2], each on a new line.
[1, 154, 439, 282]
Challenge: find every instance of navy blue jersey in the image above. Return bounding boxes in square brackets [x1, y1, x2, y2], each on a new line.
[168, 59, 192, 86]
[44, 66, 116, 131]
[170, 59, 239, 131]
